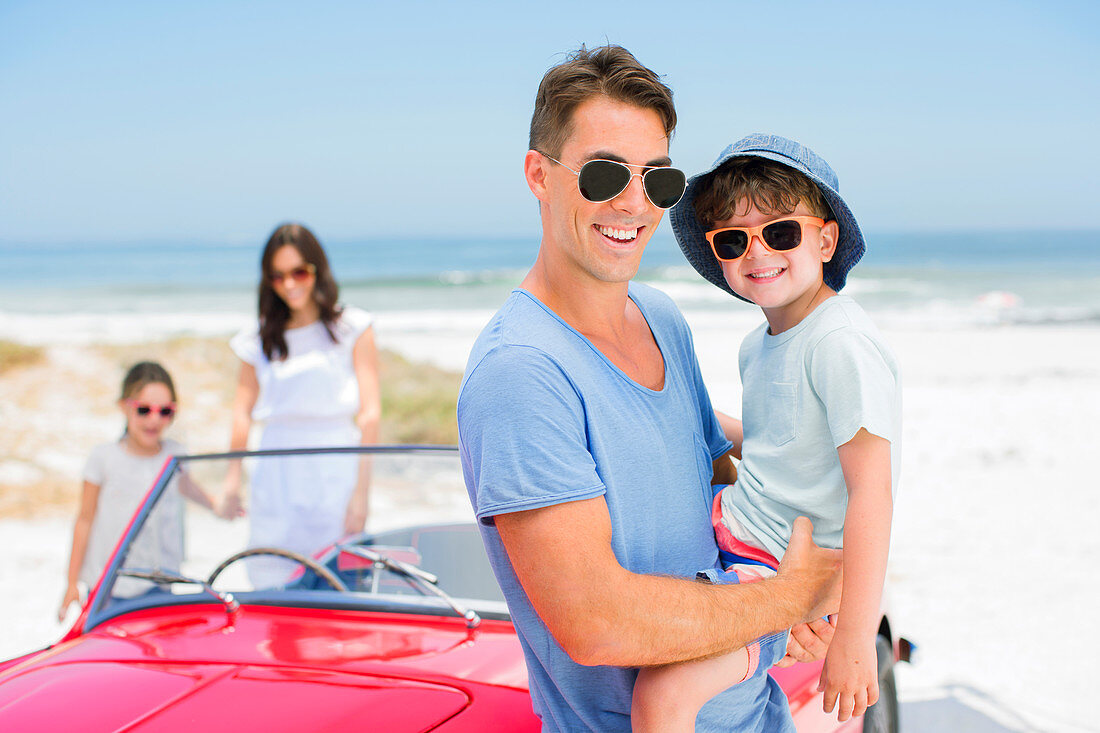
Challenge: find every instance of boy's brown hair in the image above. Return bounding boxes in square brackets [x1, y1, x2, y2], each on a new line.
[693, 156, 831, 227]
[529, 44, 676, 158]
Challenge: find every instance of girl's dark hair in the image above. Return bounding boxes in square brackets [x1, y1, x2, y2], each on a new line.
[120, 361, 177, 402]
[258, 223, 342, 361]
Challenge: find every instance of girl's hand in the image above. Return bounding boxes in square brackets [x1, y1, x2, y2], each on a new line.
[818, 630, 879, 721]
[58, 585, 80, 623]
[217, 492, 246, 519]
[217, 477, 246, 519]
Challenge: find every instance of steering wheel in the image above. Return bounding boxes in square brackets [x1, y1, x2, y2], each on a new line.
[206, 547, 349, 592]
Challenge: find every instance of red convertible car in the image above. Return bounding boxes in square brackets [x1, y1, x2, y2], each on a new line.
[0, 447, 907, 731]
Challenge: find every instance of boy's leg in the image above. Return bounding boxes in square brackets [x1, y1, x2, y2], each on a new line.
[632, 644, 756, 733]
[630, 489, 789, 730]
[630, 565, 764, 732]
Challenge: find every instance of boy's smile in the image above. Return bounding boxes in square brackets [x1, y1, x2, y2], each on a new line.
[714, 200, 839, 334]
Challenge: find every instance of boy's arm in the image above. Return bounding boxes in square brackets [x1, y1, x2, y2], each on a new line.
[819, 428, 894, 722]
[714, 410, 743, 460]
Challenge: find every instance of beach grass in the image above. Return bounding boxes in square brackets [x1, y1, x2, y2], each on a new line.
[378, 350, 460, 445]
[0, 337, 460, 518]
[0, 340, 44, 373]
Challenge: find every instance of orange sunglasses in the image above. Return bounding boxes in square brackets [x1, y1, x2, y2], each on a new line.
[705, 215, 825, 261]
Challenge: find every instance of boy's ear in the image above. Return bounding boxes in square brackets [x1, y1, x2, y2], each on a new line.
[819, 220, 840, 263]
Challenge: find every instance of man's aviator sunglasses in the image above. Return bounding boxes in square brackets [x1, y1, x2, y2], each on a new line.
[538, 152, 687, 209]
[705, 216, 826, 261]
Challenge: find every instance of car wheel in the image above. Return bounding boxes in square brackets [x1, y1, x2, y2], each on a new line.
[863, 635, 899, 733]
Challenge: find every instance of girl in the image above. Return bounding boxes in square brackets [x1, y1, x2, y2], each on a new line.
[222, 223, 381, 587]
[58, 361, 218, 621]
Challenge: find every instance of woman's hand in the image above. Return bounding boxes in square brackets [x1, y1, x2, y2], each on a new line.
[217, 476, 247, 519]
[343, 487, 369, 535]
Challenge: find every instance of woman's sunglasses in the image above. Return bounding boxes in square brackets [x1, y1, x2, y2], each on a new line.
[126, 400, 176, 418]
[269, 263, 316, 286]
[539, 153, 687, 209]
[705, 216, 825, 261]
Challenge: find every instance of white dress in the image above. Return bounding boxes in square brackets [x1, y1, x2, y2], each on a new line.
[229, 306, 373, 586]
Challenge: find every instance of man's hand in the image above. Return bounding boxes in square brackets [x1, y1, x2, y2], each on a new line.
[776, 517, 843, 623]
[818, 631, 879, 721]
[775, 615, 836, 667]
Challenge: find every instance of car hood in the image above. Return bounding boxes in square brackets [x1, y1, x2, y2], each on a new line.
[1, 605, 532, 731]
[0, 660, 468, 731]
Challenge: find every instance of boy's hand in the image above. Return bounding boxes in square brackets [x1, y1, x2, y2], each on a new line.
[818, 631, 879, 721]
[776, 615, 836, 667]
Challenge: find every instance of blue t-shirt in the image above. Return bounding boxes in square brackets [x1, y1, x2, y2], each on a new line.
[459, 284, 792, 732]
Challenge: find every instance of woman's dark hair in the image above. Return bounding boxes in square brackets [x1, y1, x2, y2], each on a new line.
[120, 361, 177, 402]
[258, 223, 342, 361]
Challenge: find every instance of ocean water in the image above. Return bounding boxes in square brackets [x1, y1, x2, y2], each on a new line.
[3, 229, 1099, 345]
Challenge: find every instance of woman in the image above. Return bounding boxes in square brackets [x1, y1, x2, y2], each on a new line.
[222, 223, 380, 586]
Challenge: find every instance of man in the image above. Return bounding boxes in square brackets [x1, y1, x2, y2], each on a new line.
[458, 45, 842, 731]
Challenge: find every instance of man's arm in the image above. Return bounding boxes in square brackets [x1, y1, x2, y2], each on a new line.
[495, 496, 842, 667]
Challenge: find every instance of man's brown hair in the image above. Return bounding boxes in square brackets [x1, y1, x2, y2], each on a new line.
[693, 157, 832, 227]
[529, 44, 676, 158]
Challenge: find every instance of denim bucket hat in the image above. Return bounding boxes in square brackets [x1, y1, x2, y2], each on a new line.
[670, 133, 865, 303]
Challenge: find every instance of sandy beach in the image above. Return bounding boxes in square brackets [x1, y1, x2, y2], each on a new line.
[2, 313, 1099, 731]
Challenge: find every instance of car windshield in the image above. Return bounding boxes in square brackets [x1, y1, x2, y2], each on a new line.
[88, 447, 507, 628]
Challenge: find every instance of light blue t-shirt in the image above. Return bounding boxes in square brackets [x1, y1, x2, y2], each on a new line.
[459, 284, 793, 732]
[722, 295, 902, 561]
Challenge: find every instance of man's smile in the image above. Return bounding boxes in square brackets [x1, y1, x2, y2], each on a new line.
[595, 224, 641, 243]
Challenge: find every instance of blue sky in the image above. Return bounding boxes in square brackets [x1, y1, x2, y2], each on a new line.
[2, 0, 1097, 243]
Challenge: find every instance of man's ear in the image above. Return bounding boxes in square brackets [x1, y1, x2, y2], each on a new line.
[524, 149, 551, 202]
[819, 220, 840, 263]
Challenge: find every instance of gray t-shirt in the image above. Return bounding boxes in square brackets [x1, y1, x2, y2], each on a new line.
[722, 295, 902, 561]
[460, 284, 793, 732]
[81, 439, 184, 592]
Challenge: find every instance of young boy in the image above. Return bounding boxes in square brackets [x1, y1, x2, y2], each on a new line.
[631, 134, 900, 730]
